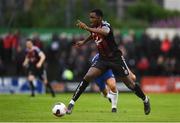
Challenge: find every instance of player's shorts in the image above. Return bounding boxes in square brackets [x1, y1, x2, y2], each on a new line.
[27, 65, 47, 81]
[95, 69, 114, 91]
[91, 53, 129, 77]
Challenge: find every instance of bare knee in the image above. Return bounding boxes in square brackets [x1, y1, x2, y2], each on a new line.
[131, 74, 136, 82]
[106, 78, 117, 93]
[129, 70, 136, 82]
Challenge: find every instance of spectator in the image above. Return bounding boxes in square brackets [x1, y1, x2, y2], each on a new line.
[161, 34, 171, 55]
[3, 31, 14, 63]
[47, 33, 61, 62]
[0, 30, 180, 80]
[0, 37, 4, 61]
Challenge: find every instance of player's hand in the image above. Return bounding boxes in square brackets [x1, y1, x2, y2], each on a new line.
[76, 20, 88, 30]
[36, 62, 42, 68]
[74, 41, 85, 47]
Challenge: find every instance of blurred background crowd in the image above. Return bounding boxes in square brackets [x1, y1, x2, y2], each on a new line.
[0, 29, 180, 81]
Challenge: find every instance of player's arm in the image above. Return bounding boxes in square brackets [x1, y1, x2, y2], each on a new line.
[86, 27, 109, 36]
[76, 20, 110, 36]
[23, 56, 29, 67]
[74, 35, 92, 47]
[36, 51, 46, 68]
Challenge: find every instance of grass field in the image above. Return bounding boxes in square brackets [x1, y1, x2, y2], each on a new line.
[0, 93, 180, 122]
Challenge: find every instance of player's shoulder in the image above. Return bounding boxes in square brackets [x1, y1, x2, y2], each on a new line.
[101, 20, 112, 34]
[33, 46, 41, 52]
[102, 20, 111, 27]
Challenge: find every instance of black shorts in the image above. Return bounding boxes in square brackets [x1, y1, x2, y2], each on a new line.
[27, 65, 47, 81]
[91, 55, 129, 77]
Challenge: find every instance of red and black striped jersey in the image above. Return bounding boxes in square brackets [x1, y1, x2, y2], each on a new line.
[91, 21, 122, 60]
[25, 46, 41, 65]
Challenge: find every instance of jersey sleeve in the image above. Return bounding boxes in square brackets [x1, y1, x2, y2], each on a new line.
[34, 47, 42, 55]
[102, 25, 110, 34]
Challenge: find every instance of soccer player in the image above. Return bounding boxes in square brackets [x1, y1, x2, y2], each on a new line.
[23, 39, 55, 97]
[92, 53, 118, 112]
[66, 9, 151, 115]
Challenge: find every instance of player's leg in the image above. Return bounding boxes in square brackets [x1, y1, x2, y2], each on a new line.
[94, 75, 108, 97]
[127, 69, 150, 115]
[95, 78, 112, 103]
[106, 77, 117, 93]
[121, 64, 151, 115]
[93, 70, 118, 112]
[27, 74, 36, 97]
[120, 75, 150, 115]
[98, 70, 118, 112]
[70, 67, 102, 102]
[67, 67, 103, 114]
[126, 69, 146, 99]
[128, 69, 136, 82]
[39, 69, 55, 97]
[101, 88, 108, 97]
[106, 77, 118, 112]
[100, 87, 113, 104]
[112, 57, 150, 115]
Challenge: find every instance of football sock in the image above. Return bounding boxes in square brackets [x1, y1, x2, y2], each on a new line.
[69, 100, 75, 105]
[72, 79, 89, 102]
[46, 83, 55, 97]
[133, 84, 146, 101]
[106, 93, 111, 98]
[144, 96, 148, 103]
[107, 90, 118, 108]
[29, 81, 35, 96]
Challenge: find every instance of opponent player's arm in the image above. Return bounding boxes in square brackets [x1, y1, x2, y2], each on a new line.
[36, 52, 46, 68]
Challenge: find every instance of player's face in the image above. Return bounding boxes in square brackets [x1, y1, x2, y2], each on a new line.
[89, 12, 101, 27]
[26, 41, 33, 50]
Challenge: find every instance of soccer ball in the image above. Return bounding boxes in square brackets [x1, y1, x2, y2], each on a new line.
[52, 102, 67, 117]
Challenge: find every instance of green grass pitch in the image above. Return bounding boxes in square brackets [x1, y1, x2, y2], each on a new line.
[0, 93, 180, 122]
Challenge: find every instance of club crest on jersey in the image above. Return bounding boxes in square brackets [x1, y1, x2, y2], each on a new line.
[95, 38, 103, 45]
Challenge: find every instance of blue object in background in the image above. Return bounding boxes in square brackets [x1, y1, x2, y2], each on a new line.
[0, 77, 45, 94]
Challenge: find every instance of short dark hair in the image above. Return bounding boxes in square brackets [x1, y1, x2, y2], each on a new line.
[26, 38, 33, 43]
[90, 9, 103, 17]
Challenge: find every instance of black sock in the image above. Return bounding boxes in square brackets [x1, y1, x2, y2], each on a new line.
[46, 83, 55, 97]
[72, 79, 89, 102]
[133, 84, 146, 101]
[29, 81, 35, 96]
